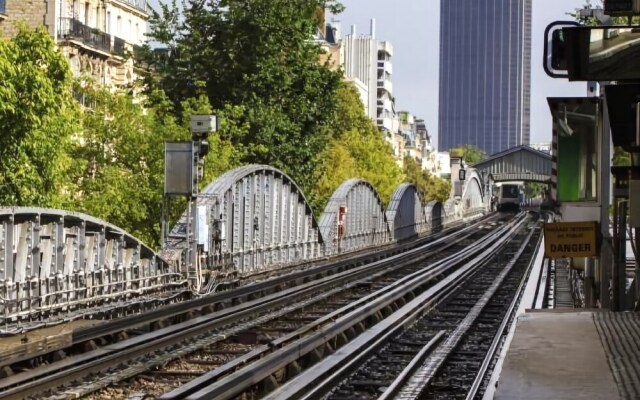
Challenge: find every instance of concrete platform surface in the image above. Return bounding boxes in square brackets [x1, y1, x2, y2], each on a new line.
[494, 310, 640, 400]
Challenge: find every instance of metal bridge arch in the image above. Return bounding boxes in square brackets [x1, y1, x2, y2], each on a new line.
[472, 145, 551, 183]
[424, 201, 444, 233]
[461, 169, 487, 216]
[166, 165, 321, 275]
[0, 207, 179, 326]
[386, 183, 427, 241]
[319, 179, 390, 255]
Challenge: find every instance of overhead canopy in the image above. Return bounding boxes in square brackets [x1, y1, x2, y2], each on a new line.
[472, 145, 551, 183]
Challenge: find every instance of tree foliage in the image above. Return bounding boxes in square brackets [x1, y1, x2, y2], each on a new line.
[142, 0, 345, 193]
[524, 182, 546, 199]
[403, 158, 451, 204]
[450, 144, 488, 164]
[0, 25, 79, 206]
[310, 83, 404, 212]
[1, 16, 435, 250]
[66, 85, 187, 245]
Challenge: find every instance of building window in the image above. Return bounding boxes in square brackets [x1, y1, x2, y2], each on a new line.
[116, 15, 121, 36]
[84, 2, 90, 25]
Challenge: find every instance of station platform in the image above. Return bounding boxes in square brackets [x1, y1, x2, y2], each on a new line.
[493, 310, 640, 400]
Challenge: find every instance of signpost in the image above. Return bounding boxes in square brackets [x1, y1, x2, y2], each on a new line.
[544, 221, 598, 258]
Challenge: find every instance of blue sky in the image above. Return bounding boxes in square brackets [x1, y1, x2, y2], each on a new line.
[337, 0, 589, 149]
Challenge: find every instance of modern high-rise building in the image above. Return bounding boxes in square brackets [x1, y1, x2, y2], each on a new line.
[341, 20, 395, 134]
[438, 0, 532, 155]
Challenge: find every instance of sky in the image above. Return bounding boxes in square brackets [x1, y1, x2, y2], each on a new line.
[335, 0, 589, 150]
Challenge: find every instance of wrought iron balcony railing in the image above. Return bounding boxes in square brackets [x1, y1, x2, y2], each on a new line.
[58, 18, 129, 56]
[113, 36, 126, 55]
[59, 18, 111, 53]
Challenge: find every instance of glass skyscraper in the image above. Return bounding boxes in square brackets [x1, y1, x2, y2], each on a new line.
[438, 0, 532, 155]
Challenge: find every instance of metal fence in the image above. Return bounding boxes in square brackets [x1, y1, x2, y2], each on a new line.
[59, 18, 111, 53]
[58, 18, 128, 55]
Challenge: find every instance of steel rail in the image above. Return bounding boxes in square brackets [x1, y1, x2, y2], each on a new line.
[73, 216, 485, 342]
[156, 228, 486, 400]
[0, 218, 498, 399]
[465, 229, 544, 400]
[376, 333, 446, 400]
[395, 220, 537, 399]
[160, 227, 494, 400]
[166, 214, 529, 400]
[0, 217, 490, 370]
[263, 214, 530, 400]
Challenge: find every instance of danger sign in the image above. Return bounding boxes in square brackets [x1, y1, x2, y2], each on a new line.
[544, 221, 598, 258]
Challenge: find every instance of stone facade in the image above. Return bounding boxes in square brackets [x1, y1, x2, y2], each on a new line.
[0, 0, 51, 38]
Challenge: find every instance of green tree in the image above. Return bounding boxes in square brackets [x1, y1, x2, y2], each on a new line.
[66, 85, 181, 245]
[524, 182, 546, 199]
[403, 158, 451, 203]
[310, 83, 404, 212]
[451, 144, 488, 164]
[0, 25, 79, 206]
[143, 0, 345, 194]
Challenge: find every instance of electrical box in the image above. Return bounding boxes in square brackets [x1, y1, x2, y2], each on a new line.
[164, 142, 195, 196]
[630, 180, 640, 228]
[190, 115, 217, 134]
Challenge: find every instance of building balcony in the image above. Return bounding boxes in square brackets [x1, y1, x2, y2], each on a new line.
[377, 60, 392, 74]
[377, 116, 393, 131]
[377, 41, 393, 57]
[58, 18, 128, 56]
[377, 97, 393, 112]
[377, 79, 393, 94]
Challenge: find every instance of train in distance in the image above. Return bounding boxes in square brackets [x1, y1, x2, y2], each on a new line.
[495, 183, 522, 212]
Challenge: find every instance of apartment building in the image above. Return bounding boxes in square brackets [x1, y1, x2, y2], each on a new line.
[341, 19, 396, 135]
[0, 0, 149, 86]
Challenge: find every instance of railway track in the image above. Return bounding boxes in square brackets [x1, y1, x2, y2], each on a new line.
[138, 213, 531, 400]
[260, 212, 540, 400]
[0, 215, 506, 399]
[0, 218, 483, 373]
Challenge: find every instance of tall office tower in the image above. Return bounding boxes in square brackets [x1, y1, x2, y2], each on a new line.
[438, 0, 532, 155]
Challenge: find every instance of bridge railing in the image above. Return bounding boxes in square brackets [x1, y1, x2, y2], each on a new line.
[0, 208, 186, 327]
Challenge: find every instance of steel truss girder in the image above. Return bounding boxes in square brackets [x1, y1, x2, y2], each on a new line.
[319, 179, 390, 255]
[0, 207, 180, 324]
[386, 183, 429, 242]
[165, 165, 321, 275]
[424, 200, 445, 233]
[461, 170, 488, 217]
